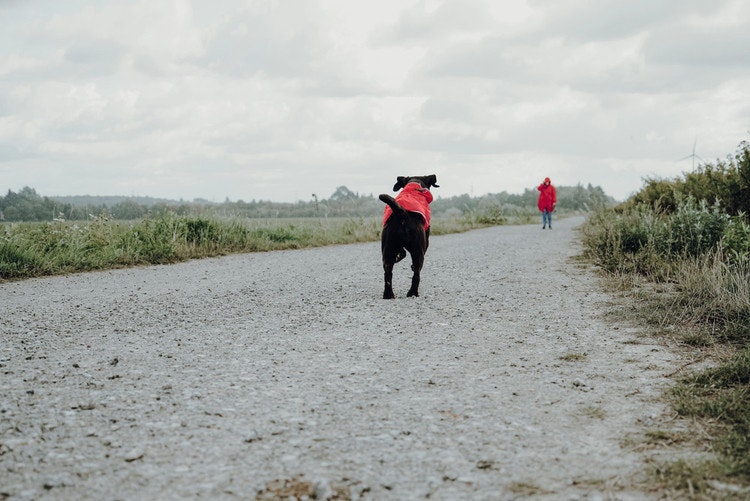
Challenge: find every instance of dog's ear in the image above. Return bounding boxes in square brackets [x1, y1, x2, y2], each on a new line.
[424, 174, 439, 189]
[392, 176, 409, 191]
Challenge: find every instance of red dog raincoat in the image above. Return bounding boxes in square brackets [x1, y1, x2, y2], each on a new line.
[382, 182, 434, 229]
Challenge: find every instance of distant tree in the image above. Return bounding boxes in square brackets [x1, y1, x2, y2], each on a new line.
[328, 186, 362, 214]
[110, 199, 147, 220]
[330, 186, 358, 201]
[0, 186, 72, 221]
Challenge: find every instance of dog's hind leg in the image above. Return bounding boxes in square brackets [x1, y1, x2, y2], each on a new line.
[406, 250, 424, 297]
[383, 261, 395, 299]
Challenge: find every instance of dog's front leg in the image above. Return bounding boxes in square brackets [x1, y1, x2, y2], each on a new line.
[383, 261, 395, 299]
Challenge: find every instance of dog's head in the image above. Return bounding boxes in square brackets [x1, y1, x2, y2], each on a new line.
[392, 174, 439, 192]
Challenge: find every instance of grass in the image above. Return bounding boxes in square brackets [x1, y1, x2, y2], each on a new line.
[579, 405, 606, 420]
[559, 352, 587, 362]
[0, 215, 373, 281]
[643, 429, 693, 446]
[651, 459, 723, 498]
[0, 212, 519, 282]
[506, 481, 553, 497]
[581, 203, 750, 498]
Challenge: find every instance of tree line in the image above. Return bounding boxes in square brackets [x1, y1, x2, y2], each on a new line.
[0, 182, 615, 222]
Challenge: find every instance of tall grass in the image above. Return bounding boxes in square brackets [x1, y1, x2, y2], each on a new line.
[582, 198, 750, 344]
[581, 197, 745, 279]
[0, 214, 387, 281]
[582, 198, 750, 493]
[0, 210, 522, 282]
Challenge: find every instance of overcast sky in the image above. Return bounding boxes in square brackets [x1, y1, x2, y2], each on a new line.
[1, 0, 748, 203]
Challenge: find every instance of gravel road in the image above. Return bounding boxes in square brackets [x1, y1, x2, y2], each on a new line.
[1, 216, 691, 500]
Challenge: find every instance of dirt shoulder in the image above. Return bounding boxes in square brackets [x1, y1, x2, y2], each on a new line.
[1, 216, 700, 499]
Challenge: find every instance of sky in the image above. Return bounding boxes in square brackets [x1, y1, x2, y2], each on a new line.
[1, 0, 749, 203]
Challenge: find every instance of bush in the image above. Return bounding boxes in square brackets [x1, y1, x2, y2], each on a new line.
[629, 178, 679, 212]
[629, 140, 750, 219]
[584, 146, 750, 486]
[668, 198, 729, 256]
[473, 204, 507, 225]
[583, 197, 736, 277]
[0, 241, 42, 279]
[116, 216, 177, 264]
[722, 216, 750, 263]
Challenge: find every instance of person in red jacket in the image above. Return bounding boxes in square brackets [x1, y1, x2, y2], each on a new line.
[537, 177, 557, 229]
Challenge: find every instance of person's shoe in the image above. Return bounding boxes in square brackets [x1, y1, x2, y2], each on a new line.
[542, 226, 546, 229]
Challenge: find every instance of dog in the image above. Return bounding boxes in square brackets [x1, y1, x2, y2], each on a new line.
[379, 175, 439, 299]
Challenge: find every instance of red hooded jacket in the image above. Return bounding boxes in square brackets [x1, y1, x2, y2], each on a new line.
[537, 178, 557, 212]
[382, 182, 434, 229]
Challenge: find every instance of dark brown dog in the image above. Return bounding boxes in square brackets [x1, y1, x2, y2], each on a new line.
[379, 175, 439, 299]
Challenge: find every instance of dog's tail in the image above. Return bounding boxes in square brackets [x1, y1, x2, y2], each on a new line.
[379, 194, 407, 216]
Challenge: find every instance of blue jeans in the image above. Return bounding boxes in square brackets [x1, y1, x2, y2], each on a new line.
[542, 209, 552, 228]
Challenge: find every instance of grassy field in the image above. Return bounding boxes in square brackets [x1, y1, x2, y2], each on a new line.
[0, 212, 527, 282]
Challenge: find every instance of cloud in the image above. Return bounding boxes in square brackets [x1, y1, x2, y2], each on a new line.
[199, 4, 323, 79]
[0, 0, 748, 204]
[381, 0, 496, 42]
[527, 0, 727, 41]
[645, 23, 750, 68]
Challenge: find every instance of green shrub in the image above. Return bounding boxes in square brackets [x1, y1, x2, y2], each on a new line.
[583, 197, 733, 275]
[722, 216, 750, 263]
[252, 226, 300, 244]
[582, 205, 673, 277]
[668, 197, 729, 256]
[629, 140, 750, 219]
[116, 216, 177, 264]
[473, 204, 507, 225]
[629, 178, 679, 212]
[182, 217, 219, 245]
[0, 241, 43, 279]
